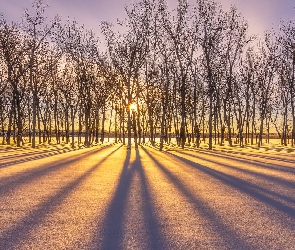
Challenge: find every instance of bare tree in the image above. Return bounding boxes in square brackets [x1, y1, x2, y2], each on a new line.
[0, 18, 29, 146]
[197, 0, 225, 149]
[23, 0, 58, 148]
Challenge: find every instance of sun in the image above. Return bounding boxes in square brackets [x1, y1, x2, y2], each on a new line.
[129, 103, 137, 112]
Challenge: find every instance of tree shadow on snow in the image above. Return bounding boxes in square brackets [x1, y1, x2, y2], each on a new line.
[177, 150, 295, 198]
[166, 149, 295, 219]
[0, 146, 106, 169]
[0, 146, 121, 250]
[97, 148, 166, 250]
[190, 149, 295, 174]
[137, 148, 167, 250]
[0, 146, 120, 197]
[141, 146, 254, 250]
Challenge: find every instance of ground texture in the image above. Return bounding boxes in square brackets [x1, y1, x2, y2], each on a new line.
[1, 143, 295, 250]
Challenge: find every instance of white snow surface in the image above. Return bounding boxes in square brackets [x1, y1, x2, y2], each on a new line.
[0, 140, 295, 249]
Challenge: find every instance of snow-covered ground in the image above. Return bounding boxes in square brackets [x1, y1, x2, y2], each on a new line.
[155, 138, 295, 154]
[0, 141, 295, 249]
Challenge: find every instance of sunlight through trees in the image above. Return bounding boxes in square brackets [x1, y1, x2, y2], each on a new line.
[0, 0, 295, 149]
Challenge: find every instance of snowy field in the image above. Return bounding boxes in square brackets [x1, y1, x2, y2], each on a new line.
[0, 141, 295, 249]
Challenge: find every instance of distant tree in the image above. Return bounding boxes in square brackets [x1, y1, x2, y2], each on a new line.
[22, 0, 58, 148]
[58, 19, 104, 147]
[277, 20, 295, 146]
[159, 0, 198, 149]
[253, 36, 278, 147]
[0, 18, 29, 147]
[221, 6, 252, 147]
[197, 0, 225, 150]
[102, 0, 150, 149]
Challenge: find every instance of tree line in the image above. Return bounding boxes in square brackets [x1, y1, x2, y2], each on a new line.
[0, 0, 295, 150]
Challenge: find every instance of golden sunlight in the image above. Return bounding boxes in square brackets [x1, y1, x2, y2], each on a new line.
[129, 103, 137, 112]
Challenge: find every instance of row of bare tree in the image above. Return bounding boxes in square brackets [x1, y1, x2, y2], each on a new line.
[0, 0, 295, 150]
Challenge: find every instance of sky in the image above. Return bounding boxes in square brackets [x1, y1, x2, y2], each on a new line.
[0, 0, 294, 38]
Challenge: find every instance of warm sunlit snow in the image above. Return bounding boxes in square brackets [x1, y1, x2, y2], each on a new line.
[1, 142, 295, 249]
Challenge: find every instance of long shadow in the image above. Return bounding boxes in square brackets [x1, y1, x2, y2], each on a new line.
[175, 150, 295, 207]
[164, 149, 295, 219]
[0, 150, 73, 168]
[0, 145, 120, 249]
[136, 148, 166, 250]
[190, 149, 295, 175]
[0, 144, 116, 169]
[219, 149, 295, 163]
[193, 147, 295, 164]
[0, 147, 70, 160]
[0, 145, 122, 198]
[141, 146, 255, 250]
[178, 150, 295, 192]
[97, 148, 166, 250]
[98, 149, 132, 250]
